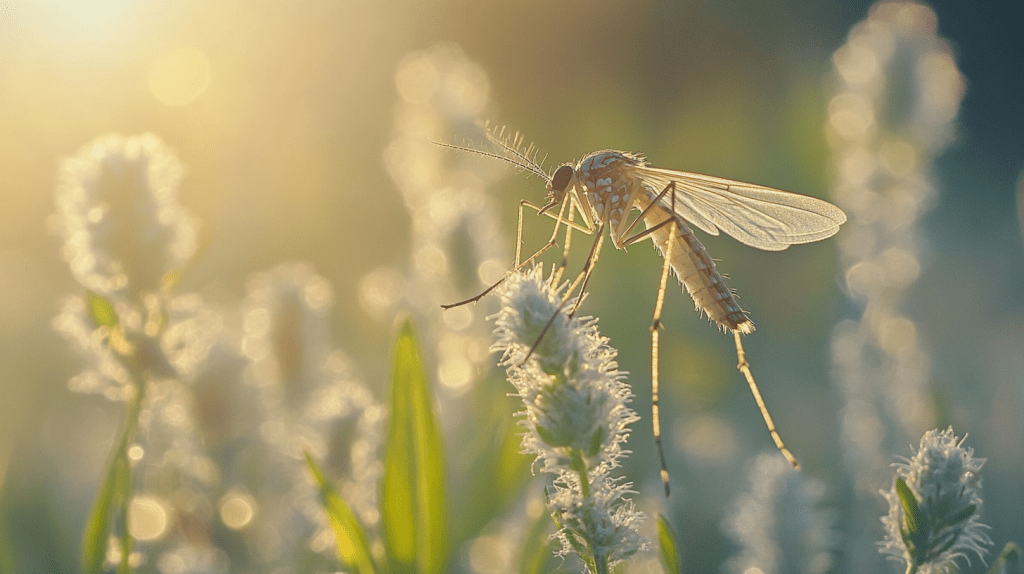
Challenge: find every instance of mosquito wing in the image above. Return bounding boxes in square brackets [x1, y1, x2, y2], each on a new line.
[637, 166, 847, 251]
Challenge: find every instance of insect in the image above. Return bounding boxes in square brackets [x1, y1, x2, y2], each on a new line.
[438, 124, 847, 495]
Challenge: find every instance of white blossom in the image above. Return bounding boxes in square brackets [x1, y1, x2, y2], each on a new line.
[880, 427, 992, 573]
[491, 266, 646, 572]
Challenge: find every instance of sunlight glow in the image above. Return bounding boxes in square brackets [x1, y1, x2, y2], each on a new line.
[879, 139, 917, 177]
[358, 267, 405, 318]
[33, 0, 136, 37]
[477, 258, 506, 285]
[149, 47, 212, 107]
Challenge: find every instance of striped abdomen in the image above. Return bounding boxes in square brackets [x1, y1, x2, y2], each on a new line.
[635, 193, 754, 334]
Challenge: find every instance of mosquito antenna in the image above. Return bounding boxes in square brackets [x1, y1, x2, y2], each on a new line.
[432, 122, 551, 183]
[484, 124, 548, 178]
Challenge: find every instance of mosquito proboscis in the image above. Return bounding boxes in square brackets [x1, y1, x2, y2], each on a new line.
[437, 123, 847, 496]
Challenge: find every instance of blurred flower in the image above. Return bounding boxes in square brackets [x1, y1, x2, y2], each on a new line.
[51, 136, 386, 573]
[491, 266, 645, 570]
[723, 452, 836, 574]
[52, 294, 134, 400]
[239, 263, 384, 564]
[162, 294, 223, 378]
[374, 43, 508, 395]
[54, 133, 197, 299]
[52, 134, 216, 401]
[880, 427, 992, 573]
[51, 134, 228, 572]
[52, 289, 221, 402]
[830, 0, 966, 481]
[827, 4, 965, 569]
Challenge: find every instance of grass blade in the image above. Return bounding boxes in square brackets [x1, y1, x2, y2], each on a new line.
[81, 320, 147, 574]
[81, 446, 130, 574]
[381, 320, 448, 574]
[657, 514, 683, 574]
[304, 451, 375, 574]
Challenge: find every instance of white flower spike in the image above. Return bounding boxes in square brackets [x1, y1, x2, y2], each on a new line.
[491, 265, 646, 572]
[880, 427, 992, 574]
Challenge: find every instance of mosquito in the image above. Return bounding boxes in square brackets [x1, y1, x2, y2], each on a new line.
[438, 124, 847, 495]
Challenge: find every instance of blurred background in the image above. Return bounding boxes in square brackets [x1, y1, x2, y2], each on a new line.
[1, 0, 1022, 572]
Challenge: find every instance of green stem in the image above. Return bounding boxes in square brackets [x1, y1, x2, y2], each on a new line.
[569, 449, 590, 498]
[81, 294, 169, 574]
[568, 448, 609, 574]
[83, 342, 149, 574]
[116, 365, 148, 574]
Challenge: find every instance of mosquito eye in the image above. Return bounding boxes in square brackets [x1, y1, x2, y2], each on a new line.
[550, 165, 573, 192]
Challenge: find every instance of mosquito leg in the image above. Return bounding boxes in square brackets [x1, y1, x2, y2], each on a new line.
[550, 200, 577, 288]
[441, 198, 572, 309]
[519, 220, 607, 367]
[514, 195, 527, 267]
[566, 218, 607, 316]
[651, 220, 677, 497]
[617, 181, 676, 246]
[733, 332, 800, 470]
[620, 181, 684, 248]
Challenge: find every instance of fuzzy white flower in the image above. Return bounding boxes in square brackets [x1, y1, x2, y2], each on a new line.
[54, 133, 197, 298]
[880, 427, 992, 574]
[240, 263, 384, 538]
[491, 266, 646, 572]
[724, 452, 837, 574]
[548, 473, 646, 566]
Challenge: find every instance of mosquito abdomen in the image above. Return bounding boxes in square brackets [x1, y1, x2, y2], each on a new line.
[642, 204, 755, 334]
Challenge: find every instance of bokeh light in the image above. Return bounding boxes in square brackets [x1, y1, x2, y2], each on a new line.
[219, 491, 257, 530]
[128, 496, 172, 542]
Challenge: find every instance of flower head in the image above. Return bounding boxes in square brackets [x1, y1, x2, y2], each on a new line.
[491, 266, 646, 570]
[54, 133, 197, 298]
[724, 452, 836, 574]
[880, 427, 992, 573]
[491, 266, 637, 475]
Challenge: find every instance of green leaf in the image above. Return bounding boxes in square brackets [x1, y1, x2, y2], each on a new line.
[987, 542, 1021, 574]
[518, 509, 557, 574]
[945, 504, 977, 526]
[86, 291, 119, 328]
[85, 291, 135, 356]
[896, 478, 922, 535]
[381, 320, 448, 574]
[450, 410, 530, 549]
[304, 451, 376, 574]
[657, 514, 683, 574]
[81, 449, 130, 574]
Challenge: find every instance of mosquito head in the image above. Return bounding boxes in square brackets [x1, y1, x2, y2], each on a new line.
[539, 163, 575, 215]
[548, 164, 574, 194]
